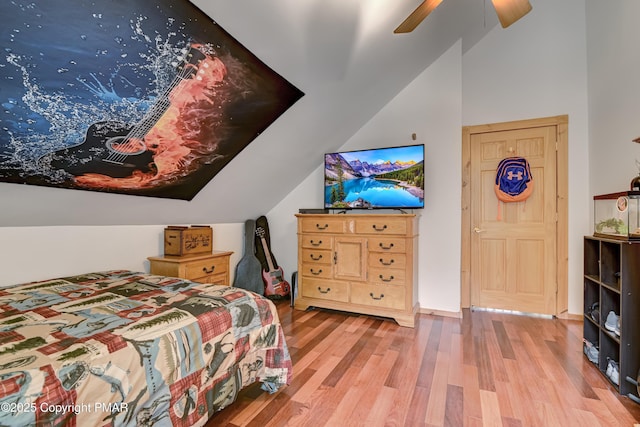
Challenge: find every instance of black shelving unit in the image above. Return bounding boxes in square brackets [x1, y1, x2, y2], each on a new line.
[584, 236, 640, 400]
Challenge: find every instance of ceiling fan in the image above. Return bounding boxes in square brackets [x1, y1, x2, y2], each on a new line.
[394, 0, 532, 33]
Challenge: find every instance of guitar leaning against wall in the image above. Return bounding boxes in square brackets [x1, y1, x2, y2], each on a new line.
[232, 219, 265, 295]
[255, 215, 290, 299]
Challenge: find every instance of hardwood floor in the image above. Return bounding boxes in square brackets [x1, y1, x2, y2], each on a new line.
[208, 302, 640, 426]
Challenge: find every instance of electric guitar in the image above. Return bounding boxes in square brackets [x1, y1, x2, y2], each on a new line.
[255, 226, 290, 298]
[38, 45, 209, 178]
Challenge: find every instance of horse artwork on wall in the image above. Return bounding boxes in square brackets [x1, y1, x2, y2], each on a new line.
[0, 1, 303, 200]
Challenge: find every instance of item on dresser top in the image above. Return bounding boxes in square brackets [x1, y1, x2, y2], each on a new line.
[233, 219, 266, 295]
[164, 225, 213, 256]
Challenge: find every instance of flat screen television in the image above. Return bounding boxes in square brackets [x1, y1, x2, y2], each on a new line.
[324, 144, 424, 210]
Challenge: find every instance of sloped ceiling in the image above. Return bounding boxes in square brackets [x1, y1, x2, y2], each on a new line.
[1, 0, 500, 226]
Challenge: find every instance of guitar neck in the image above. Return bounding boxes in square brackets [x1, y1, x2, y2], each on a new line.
[122, 48, 205, 143]
[125, 86, 174, 142]
[259, 237, 277, 272]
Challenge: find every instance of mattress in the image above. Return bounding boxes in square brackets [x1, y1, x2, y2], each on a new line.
[0, 270, 292, 426]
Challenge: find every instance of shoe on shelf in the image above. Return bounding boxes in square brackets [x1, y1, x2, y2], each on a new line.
[588, 302, 600, 324]
[615, 317, 621, 336]
[583, 339, 599, 364]
[606, 357, 620, 385]
[606, 357, 613, 377]
[605, 311, 619, 334]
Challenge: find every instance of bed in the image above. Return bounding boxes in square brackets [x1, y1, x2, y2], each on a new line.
[0, 270, 292, 426]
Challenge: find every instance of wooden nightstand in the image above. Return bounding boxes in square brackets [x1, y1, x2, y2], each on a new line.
[148, 251, 233, 285]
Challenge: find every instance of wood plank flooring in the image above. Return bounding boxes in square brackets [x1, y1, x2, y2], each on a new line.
[208, 303, 640, 426]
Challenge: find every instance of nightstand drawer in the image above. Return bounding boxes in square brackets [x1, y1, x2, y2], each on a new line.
[148, 251, 233, 286]
[185, 257, 228, 281]
[197, 273, 228, 286]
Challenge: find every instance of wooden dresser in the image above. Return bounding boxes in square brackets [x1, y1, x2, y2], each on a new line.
[295, 213, 418, 327]
[148, 250, 233, 285]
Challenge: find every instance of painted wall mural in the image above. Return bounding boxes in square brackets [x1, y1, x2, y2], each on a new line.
[0, 1, 303, 199]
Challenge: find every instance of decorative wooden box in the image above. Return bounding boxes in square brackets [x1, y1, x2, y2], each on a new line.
[164, 225, 213, 256]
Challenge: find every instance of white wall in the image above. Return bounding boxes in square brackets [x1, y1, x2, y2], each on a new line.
[462, 0, 590, 315]
[586, 1, 640, 195]
[0, 224, 244, 287]
[268, 41, 464, 314]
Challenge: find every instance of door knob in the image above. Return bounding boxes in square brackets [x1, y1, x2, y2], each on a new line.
[474, 227, 485, 233]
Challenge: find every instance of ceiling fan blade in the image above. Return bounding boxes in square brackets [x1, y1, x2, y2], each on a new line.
[394, 0, 444, 34]
[491, 0, 532, 28]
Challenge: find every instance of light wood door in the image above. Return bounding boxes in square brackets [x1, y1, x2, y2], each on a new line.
[469, 125, 558, 314]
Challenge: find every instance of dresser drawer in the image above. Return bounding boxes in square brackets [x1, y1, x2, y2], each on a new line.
[301, 278, 348, 302]
[351, 283, 405, 310]
[301, 248, 332, 265]
[184, 257, 228, 281]
[299, 263, 332, 279]
[368, 253, 407, 270]
[368, 237, 407, 253]
[300, 235, 333, 250]
[354, 217, 408, 235]
[369, 267, 406, 286]
[300, 217, 346, 234]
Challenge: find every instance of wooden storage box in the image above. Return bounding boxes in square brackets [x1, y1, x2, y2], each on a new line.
[164, 225, 213, 256]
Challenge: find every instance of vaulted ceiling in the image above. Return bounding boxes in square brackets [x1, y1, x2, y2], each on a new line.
[1, 0, 503, 226]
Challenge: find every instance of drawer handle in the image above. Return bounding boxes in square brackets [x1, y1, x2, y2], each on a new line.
[316, 223, 329, 230]
[310, 268, 323, 276]
[379, 258, 395, 266]
[310, 254, 323, 261]
[310, 239, 323, 246]
[202, 265, 216, 274]
[369, 293, 385, 300]
[379, 243, 395, 250]
[372, 224, 388, 232]
[379, 275, 394, 282]
[318, 287, 331, 294]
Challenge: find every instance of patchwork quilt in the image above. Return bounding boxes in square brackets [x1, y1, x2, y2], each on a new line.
[0, 271, 292, 426]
